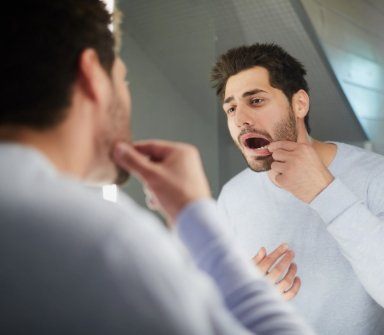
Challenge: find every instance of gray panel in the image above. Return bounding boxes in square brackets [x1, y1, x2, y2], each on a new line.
[302, 0, 384, 154]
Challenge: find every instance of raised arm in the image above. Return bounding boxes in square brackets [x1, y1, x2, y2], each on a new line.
[113, 140, 314, 334]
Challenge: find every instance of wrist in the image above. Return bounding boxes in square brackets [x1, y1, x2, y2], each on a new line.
[307, 171, 334, 203]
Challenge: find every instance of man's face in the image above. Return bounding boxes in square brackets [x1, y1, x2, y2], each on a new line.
[94, 57, 132, 185]
[223, 66, 297, 172]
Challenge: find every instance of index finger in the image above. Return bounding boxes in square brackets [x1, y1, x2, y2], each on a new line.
[258, 243, 289, 273]
[113, 142, 156, 179]
[133, 139, 183, 161]
[268, 141, 297, 152]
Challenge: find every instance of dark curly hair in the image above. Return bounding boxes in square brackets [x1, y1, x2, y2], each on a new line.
[211, 43, 310, 133]
[3, 0, 116, 129]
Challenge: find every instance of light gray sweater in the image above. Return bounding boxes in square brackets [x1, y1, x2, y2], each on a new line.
[0, 143, 313, 334]
[218, 142, 384, 335]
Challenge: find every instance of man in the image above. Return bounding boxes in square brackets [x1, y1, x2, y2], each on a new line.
[0, 1, 314, 334]
[212, 43, 384, 334]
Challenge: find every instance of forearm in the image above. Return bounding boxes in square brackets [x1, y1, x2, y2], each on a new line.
[311, 178, 384, 306]
[176, 199, 313, 335]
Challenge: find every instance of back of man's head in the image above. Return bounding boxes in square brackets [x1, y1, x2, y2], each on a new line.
[3, 0, 115, 130]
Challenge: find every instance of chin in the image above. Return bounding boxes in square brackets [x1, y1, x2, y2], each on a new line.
[245, 155, 273, 172]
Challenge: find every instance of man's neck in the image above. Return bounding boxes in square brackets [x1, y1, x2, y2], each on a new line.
[312, 139, 337, 168]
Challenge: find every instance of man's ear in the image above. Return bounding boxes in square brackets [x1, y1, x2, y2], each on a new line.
[291, 89, 309, 118]
[77, 49, 111, 108]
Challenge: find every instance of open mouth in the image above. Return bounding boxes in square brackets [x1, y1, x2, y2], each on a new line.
[243, 136, 270, 150]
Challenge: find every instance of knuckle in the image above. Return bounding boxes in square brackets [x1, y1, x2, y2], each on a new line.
[185, 144, 198, 153]
[275, 264, 285, 273]
[262, 255, 273, 264]
[183, 144, 200, 158]
[281, 278, 292, 287]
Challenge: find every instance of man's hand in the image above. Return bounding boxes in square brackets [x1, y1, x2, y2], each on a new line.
[113, 140, 211, 224]
[268, 118, 334, 203]
[253, 244, 301, 301]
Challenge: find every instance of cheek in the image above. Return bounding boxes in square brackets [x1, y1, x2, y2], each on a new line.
[115, 84, 131, 124]
[263, 105, 288, 127]
[123, 85, 132, 110]
[227, 118, 238, 141]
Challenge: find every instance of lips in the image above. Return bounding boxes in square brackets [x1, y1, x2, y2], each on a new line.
[240, 133, 271, 155]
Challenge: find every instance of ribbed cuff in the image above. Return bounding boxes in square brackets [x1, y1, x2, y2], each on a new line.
[310, 178, 359, 225]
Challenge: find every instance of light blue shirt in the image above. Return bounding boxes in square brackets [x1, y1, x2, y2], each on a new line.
[218, 142, 384, 335]
[0, 143, 312, 335]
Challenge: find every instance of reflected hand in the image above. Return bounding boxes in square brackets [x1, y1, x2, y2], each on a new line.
[253, 243, 301, 301]
[268, 118, 334, 203]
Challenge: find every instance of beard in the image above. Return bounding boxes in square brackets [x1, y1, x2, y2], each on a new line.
[239, 108, 298, 172]
[90, 95, 132, 186]
[113, 165, 130, 185]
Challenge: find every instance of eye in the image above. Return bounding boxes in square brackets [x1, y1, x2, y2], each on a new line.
[226, 106, 236, 115]
[250, 98, 263, 105]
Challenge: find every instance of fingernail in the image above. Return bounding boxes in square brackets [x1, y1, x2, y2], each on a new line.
[114, 143, 127, 159]
[281, 243, 289, 250]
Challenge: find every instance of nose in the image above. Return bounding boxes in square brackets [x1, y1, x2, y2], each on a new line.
[235, 103, 255, 127]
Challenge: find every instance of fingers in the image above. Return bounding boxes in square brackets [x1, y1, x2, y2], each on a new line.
[270, 161, 285, 174]
[143, 185, 160, 211]
[271, 149, 291, 162]
[253, 244, 301, 301]
[258, 243, 288, 273]
[296, 117, 310, 144]
[133, 140, 177, 161]
[267, 250, 295, 282]
[268, 141, 297, 152]
[252, 247, 267, 264]
[113, 142, 157, 180]
[276, 262, 297, 292]
[282, 277, 301, 301]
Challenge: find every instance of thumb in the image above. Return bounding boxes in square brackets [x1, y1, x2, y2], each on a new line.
[113, 142, 156, 179]
[296, 117, 310, 144]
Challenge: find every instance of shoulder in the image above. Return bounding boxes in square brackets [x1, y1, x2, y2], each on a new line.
[334, 142, 384, 179]
[2, 169, 165, 247]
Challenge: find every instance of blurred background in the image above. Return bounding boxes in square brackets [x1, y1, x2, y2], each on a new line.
[113, 0, 384, 205]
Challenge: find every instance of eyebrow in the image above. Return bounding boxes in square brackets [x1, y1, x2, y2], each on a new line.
[223, 89, 267, 105]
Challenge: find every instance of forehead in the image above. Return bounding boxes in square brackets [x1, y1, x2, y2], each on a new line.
[224, 66, 272, 99]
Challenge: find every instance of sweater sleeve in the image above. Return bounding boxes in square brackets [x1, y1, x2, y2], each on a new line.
[176, 199, 314, 335]
[310, 177, 384, 307]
